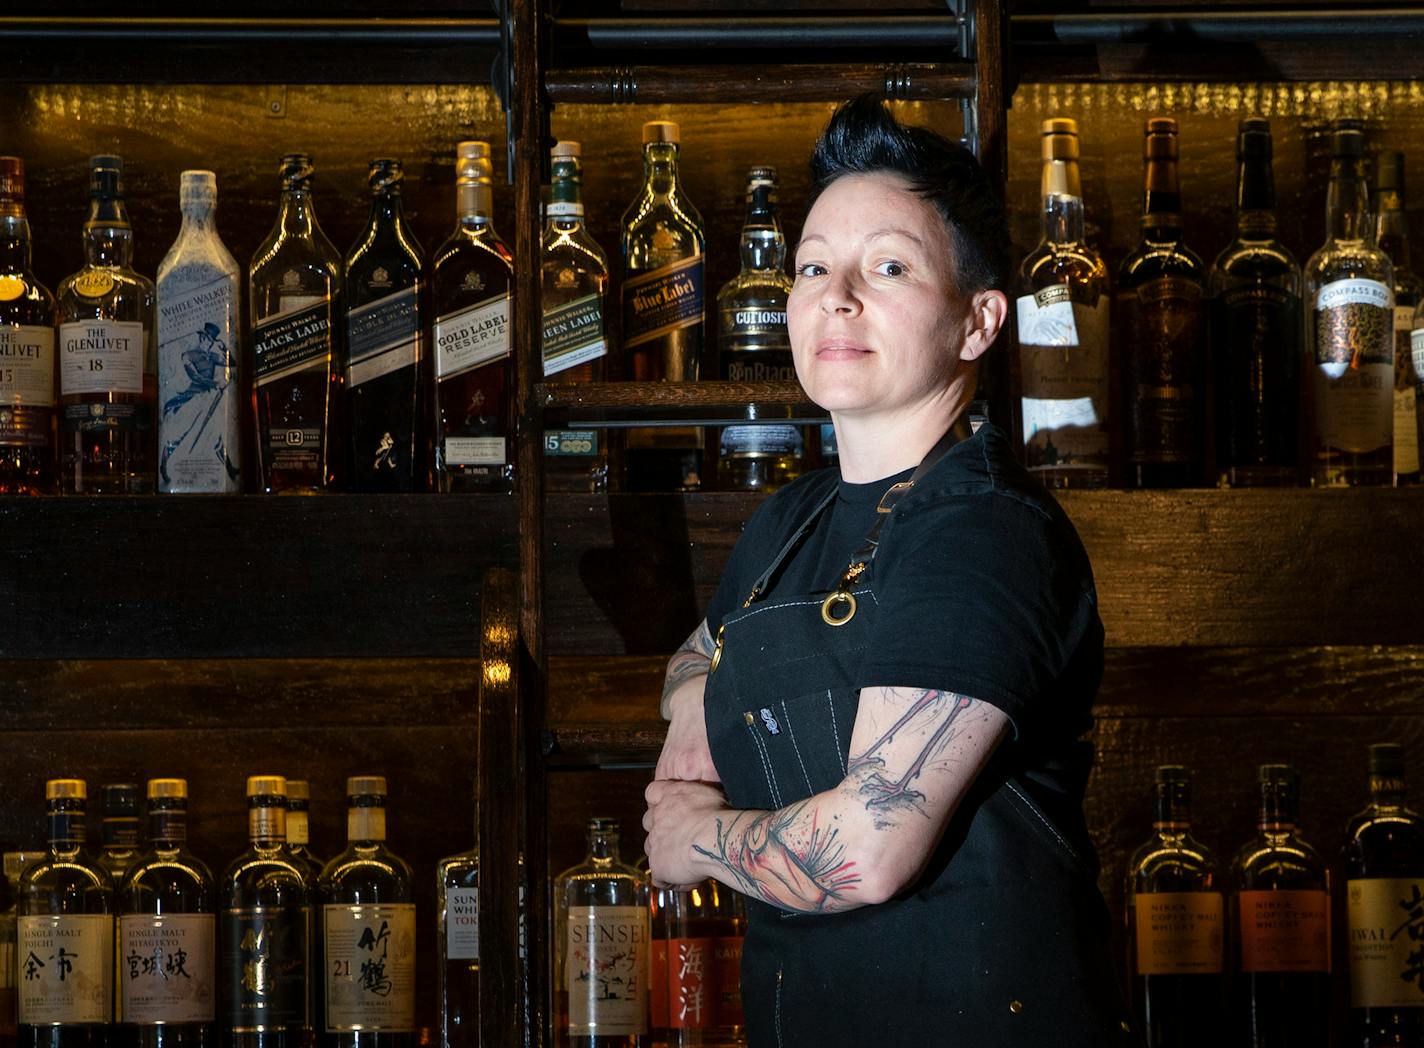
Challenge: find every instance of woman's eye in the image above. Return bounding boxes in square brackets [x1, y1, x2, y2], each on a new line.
[874, 260, 906, 277]
[795, 262, 827, 278]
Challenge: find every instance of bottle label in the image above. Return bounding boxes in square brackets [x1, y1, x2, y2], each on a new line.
[622, 256, 704, 349]
[347, 287, 420, 389]
[62, 401, 152, 440]
[1133, 891, 1224, 974]
[720, 423, 803, 458]
[1394, 305, 1420, 475]
[565, 905, 648, 1036]
[714, 932, 744, 1026]
[0, 930, 14, 1035]
[443, 436, 505, 466]
[1347, 877, 1424, 1007]
[1236, 888, 1330, 972]
[724, 350, 794, 383]
[119, 913, 216, 1024]
[435, 293, 511, 380]
[323, 903, 416, 1033]
[542, 293, 607, 377]
[445, 888, 479, 961]
[1120, 276, 1205, 465]
[253, 299, 334, 386]
[0, 325, 55, 411]
[1412, 327, 1424, 382]
[1016, 287, 1110, 473]
[545, 429, 599, 458]
[17, 913, 113, 1024]
[1314, 279, 1393, 454]
[666, 936, 716, 1030]
[73, 270, 115, 299]
[725, 307, 789, 347]
[546, 201, 584, 219]
[157, 273, 241, 493]
[59, 320, 144, 397]
[222, 905, 310, 1032]
[0, 274, 25, 302]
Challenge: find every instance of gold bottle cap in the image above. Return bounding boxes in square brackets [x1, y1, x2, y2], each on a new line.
[246, 775, 287, 798]
[455, 141, 493, 187]
[1040, 121, 1079, 164]
[46, 779, 86, 801]
[643, 120, 680, 145]
[286, 779, 311, 803]
[147, 778, 188, 800]
[346, 775, 387, 798]
[552, 140, 581, 159]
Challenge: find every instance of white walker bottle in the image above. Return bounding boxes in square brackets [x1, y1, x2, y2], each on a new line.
[156, 169, 241, 493]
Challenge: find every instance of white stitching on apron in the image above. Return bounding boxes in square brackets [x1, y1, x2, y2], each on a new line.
[779, 699, 815, 795]
[1006, 780, 1079, 861]
[745, 719, 783, 809]
[774, 968, 785, 1048]
[826, 690, 845, 775]
[725, 588, 874, 625]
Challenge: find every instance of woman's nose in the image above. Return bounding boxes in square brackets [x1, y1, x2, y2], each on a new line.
[820, 269, 863, 315]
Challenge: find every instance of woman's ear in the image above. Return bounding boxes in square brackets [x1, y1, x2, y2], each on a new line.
[959, 289, 1009, 364]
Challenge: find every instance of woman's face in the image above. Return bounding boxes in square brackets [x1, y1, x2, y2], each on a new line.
[787, 171, 972, 420]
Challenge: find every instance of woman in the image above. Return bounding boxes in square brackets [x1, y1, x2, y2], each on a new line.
[643, 97, 1134, 1044]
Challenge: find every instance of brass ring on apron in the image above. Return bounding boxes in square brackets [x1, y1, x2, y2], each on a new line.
[820, 589, 857, 626]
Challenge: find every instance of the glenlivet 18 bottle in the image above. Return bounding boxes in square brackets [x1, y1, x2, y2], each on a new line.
[1373, 154, 1424, 486]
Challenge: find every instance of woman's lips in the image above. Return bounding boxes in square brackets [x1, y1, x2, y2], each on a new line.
[815, 341, 872, 361]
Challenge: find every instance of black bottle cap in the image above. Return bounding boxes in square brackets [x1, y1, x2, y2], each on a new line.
[1330, 120, 1366, 158]
[368, 158, 403, 194]
[1377, 152, 1406, 194]
[1237, 117, 1272, 159]
[1369, 743, 1406, 777]
[102, 782, 141, 817]
[1258, 762, 1296, 784]
[278, 153, 315, 185]
[88, 154, 123, 197]
[1154, 765, 1190, 785]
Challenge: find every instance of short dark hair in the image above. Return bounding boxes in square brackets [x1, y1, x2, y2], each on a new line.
[807, 95, 1010, 294]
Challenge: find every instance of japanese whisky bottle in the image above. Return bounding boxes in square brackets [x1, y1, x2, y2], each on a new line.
[1373, 154, 1424, 485]
[0, 849, 15, 1046]
[436, 835, 479, 1048]
[99, 782, 142, 883]
[285, 780, 323, 873]
[651, 879, 744, 1048]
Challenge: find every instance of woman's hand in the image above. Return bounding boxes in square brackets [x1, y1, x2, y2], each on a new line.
[643, 778, 729, 888]
[655, 684, 719, 782]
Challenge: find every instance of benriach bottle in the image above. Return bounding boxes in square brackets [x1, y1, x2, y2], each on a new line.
[436, 838, 478, 1048]
[542, 140, 610, 494]
[1124, 766, 1223, 1046]
[1304, 120, 1394, 486]
[1016, 117, 1111, 488]
[346, 159, 426, 493]
[249, 154, 346, 494]
[156, 169, 241, 494]
[100, 782, 142, 883]
[1343, 743, 1424, 1046]
[117, 779, 216, 1048]
[1373, 154, 1424, 486]
[0, 156, 58, 496]
[554, 818, 650, 1047]
[17, 779, 115, 1047]
[1208, 118, 1302, 487]
[429, 140, 515, 493]
[56, 154, 158, 494]
[1230, 764, 1330, 1047]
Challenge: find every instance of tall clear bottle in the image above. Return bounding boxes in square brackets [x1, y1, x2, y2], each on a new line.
[1124, 766, 1223, 1046]
[435, 836, 478, 1048]
[1208, 118, 1302, 487]
[1343, 743, 1424, 1046]
[429, 140, 515, 493]
[249, 154, 346, 494]
[620, 120, 705, 492]
[156, 170, 241, 494]
[56, 154, 158, 494]
[541, 140, 610, 494]
[0, 156, 58, 496]
[17, 779, 114, 1048]
[1373, 154, 1424, 486]
[1015, 117, 1111, 488]
[1304, 120, 1394, 486]
[1229, 764, 1330, 1047]
[116, 779, 215, 1048]
[715, 166, 802, 493]
[554, 818, 650, 1048]
[100, 783, 142, 883]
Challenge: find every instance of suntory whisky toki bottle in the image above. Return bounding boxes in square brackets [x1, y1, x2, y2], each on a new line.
[56, 154, 158, 494]
[1373, 154, 1424, 485]
[156, 170, 242, 494]
[436, 837, 479, 1048]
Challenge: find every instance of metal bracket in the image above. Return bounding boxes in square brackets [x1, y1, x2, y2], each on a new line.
[265, 85, 287, 119]
[956, 0, 979, 156]
[494, 0, 516, 184]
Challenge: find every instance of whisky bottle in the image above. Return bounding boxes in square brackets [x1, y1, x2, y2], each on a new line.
[100, 782, 143, 883]
[429, 141, 515, 493]
[436, 840, 478, 1048]
[249, 154, 346, 494]
[285, 780, 322, 873]
[56, 154, 158, 494]
[554, 818, 650, 1047]
[621, 120, 706, 492]
[220, 776, 312, 1048]
[17, 779, 115, 1046]
[0, 156, 58, 496]
[1208, 119, 1302, 487]
[653, 881, 743, 1048]
[318, 777, 415, 1047]
[1304, 121, 1394, 486]
[346, 159, 425, 493]
[156, 169, 241, 494]
[1124, 766, 1223, 1046]
[116, 779, 216, 1048]
[1016, 117, 1111, 488]
[1373, 154, 1424, 486]
[715, 166, 802, 493]
[542, 140, 610, 494]
[1230, 764, 1330, 1046]
[0, 850, 14, 1047]
[1343, 743, 1424, 1045]
[1117, 118, 1208, 488]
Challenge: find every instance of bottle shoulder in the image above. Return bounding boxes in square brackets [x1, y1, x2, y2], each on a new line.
[432, 225, 514, 274]
[1018, 244, 1109, 296]
[318, 844, 414, 899]
[221, 846, 312, 891]
[1209, 238, 1302, 287]
[1232, 830, 1329, 886]
[542, 225, 609, 271]
[157, 225, 241, 287]
[1303, 242, 1394, 285]
[1117, 237, 1207, 286]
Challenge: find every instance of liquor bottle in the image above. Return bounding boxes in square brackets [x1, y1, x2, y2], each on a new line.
[429, 140, 515, 493]
[0, 156, 58, 496]
[116, 778, 216, 1048]
[56, 154, 158, 494]
[1208, 118, 1302, 487]
[156, 169, 242, 494]
[620, 120, 706, 492]
[285, 780, 322, 873]
[652, 881, 744, 1048]
[0, 851, 14, 1048]
[1016, 117, 1111, 488]
[1124, 766, 1223, 1046]
[554, 818, 650, 1047]
[715, 166, 802, 493]
[249, 153, 346, 494]
[219, 776, 312, 1048]
[1229, 764, 1330, 1046]
[17, 779, 115, 1047]
[541, 140, 610, 494]
[1117, 118, 1208, 488]
[1343, 743, 1424, 1046]
[345, 158, 425, 493]
[436, 840, 478, 1048]
[1373, 154, 1424, 486]
[100, 782, 143, 883]
[1304, 120, 1395, 486]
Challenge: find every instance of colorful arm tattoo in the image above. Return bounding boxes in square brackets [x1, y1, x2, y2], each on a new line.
[694, 802, 861, 913]
[660, 620, 715, 718]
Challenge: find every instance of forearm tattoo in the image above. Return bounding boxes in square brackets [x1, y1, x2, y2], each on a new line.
[694, 803, 861, 914]
[660, 620, 716, 718]
[848, 689, 976, 827]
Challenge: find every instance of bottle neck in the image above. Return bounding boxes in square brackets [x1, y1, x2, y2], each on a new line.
[588, 831, 620, 866]
[47, 807, 85, 850]
[1042, 193, 1086, 246]
[287, 808, 310, 847]
[249, 803, 287, 846]
[347, 805, 386, 844]
[102, 817, 140, 849]
[740, 226, 785, 273]
[1153, 790, 1191, 832]
[1376, 192, 1411, 268]
[1327, 158, 1373, 242]
[1141, 159, 1182, 238]
[84, 194, 134, 267]
[148, 808, 188, 847]
[644, 144, 680, 195]
[1236, 155, 1278, 237]
[178, 199, 217, 236]
[457, 184, 493, 226]
[0, 212, 33, 271]
[369, 191, 403, 230]
[1370, 773, 1407, 808]
[276, 186, 319, 239]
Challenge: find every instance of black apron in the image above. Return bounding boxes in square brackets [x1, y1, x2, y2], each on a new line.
[702, 431, 1137, 1047]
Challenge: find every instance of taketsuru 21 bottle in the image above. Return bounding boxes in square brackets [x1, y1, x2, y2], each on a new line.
[1373, 154, 1424, 485]
[249, 154, 346, 494]
[1015, 117, 1111, 488]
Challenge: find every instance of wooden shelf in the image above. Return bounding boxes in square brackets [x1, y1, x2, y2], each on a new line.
[538, 380, 826, 427]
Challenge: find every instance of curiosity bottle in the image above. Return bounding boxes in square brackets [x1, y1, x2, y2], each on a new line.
[1373, 154, 1424, 486]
